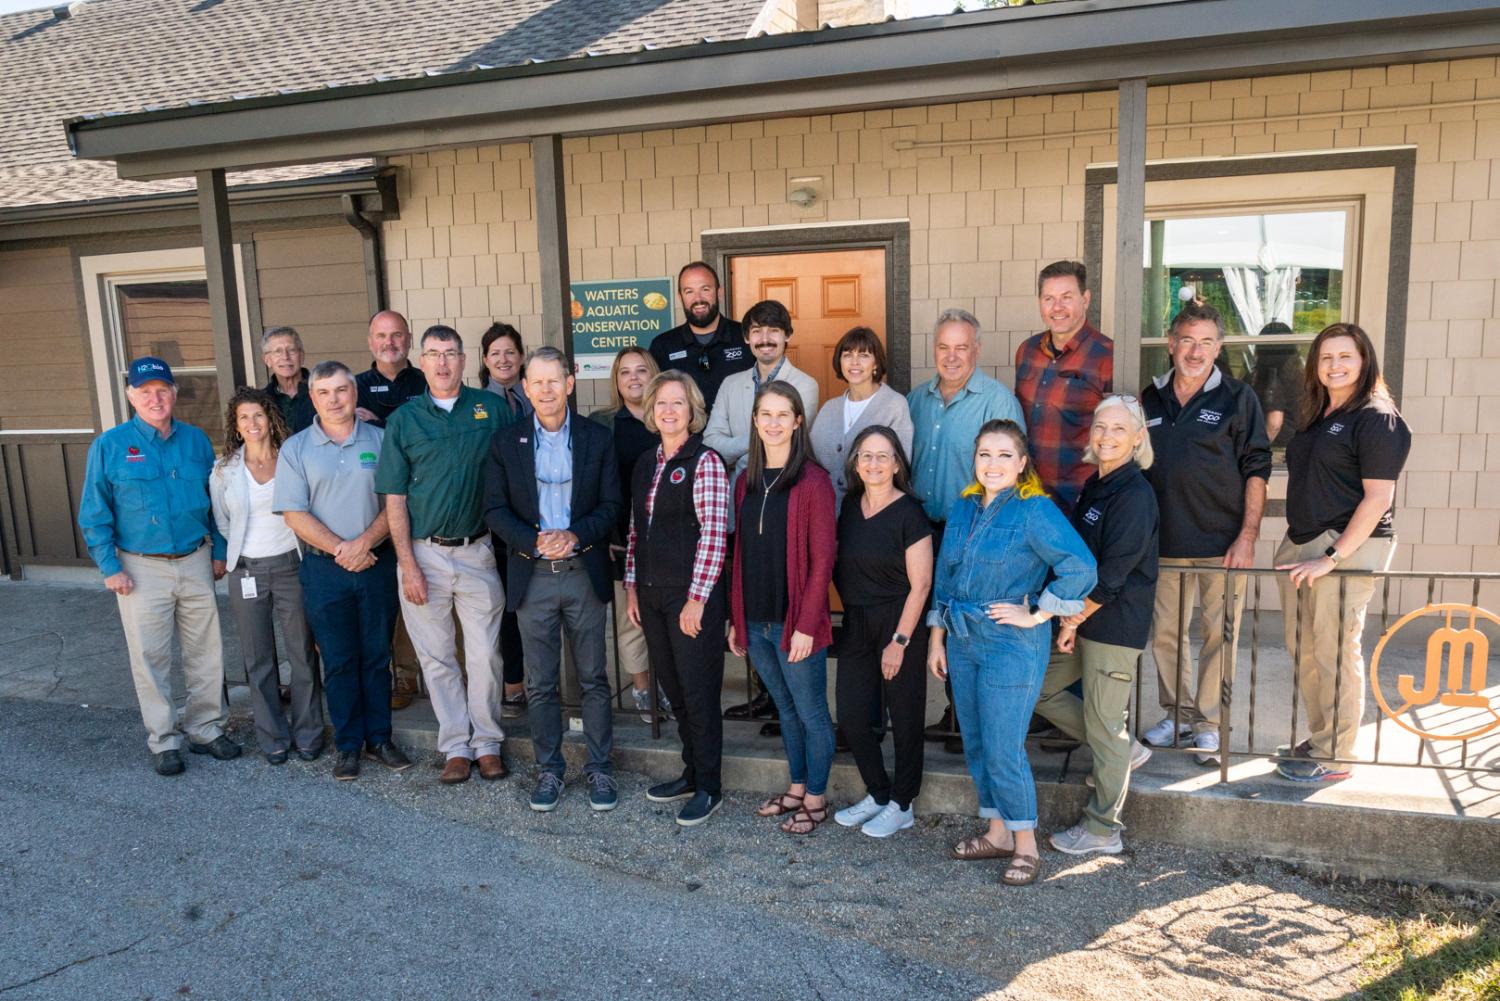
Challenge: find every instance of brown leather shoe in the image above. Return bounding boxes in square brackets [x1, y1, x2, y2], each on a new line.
[390, 675, 420, 710]
[476, 754, 509, 781]
[439, 756, 472, 784]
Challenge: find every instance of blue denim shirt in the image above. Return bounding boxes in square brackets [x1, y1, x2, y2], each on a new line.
[78, 416, 226, 577]
[929, 488, 1096, 637]
[908, 370, 1026, 523]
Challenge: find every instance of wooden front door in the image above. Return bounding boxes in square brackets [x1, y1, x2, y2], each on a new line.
[729, 248, 887, 406]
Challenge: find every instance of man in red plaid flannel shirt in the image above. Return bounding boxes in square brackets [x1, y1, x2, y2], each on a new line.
[1013, 260, 1114, 514]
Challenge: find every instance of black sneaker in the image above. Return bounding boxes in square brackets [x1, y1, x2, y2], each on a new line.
[759, 721, 781, 738]
[365, 742, 414, 771]
[588, 772, 619, 812]
[530, 772, 564, 812]
[153, 749, 185, 776]
[265, 749, 289, 766]
[676, 791, 722, 827]
[646, 776, 696, 803]
[296, 746, 322, 763]
[924, 705, 957, 743]
[943, 734, 964, 755]
[334, 750, 361, 780]
[189, 735, 243, 760]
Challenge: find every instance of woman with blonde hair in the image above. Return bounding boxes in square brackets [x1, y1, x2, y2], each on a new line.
[1034, 395, 1159, 857]
[590, 345, 668, 720]
[624, 370, 730, 826]
[210, 387, 324, 765]
[928, 419, 1095, 885]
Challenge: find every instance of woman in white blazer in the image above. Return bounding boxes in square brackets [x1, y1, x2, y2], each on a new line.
[809, 327, 915, 510]
[211, 387, 323, 765]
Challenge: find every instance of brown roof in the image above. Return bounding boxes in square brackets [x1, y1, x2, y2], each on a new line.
[0, 0, 767, 210]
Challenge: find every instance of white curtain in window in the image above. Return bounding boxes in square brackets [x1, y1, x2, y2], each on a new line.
[1222, 264, 1301, 335]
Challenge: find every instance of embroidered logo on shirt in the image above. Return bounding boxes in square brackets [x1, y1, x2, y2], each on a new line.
[669, 467, 687, 485]
[723, 347, 744, 361]
[359, 451, 378, 469]
[1083, 507, 1102, 524]
[1198, 409, 1223, 425]
[1329, 422, 1345, 434]
[472, 404, 490, 420]
[125, 445, 145, 463]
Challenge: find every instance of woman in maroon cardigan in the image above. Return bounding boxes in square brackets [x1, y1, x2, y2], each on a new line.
[729, 380, 838, 834]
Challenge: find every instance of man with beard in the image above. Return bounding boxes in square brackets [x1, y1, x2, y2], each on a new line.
[355, 310, 427, 428]
[649, 262, 751, 413]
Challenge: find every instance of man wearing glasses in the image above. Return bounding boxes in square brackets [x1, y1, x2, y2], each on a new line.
[261, 326, 315, 433]
[648, 261, 751, 413]
[376, 326, 517, 785]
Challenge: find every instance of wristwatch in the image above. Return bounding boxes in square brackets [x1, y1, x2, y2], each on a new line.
[1323, 545, 1342, 565]
[891, 632, 910, 648]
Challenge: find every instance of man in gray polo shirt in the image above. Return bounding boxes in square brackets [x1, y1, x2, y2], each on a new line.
[274, 360, 413, 781]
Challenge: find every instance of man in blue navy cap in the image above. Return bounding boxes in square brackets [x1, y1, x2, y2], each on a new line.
[79, 357, 241, 776]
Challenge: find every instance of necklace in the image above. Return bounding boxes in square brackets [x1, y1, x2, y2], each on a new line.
[758, 468, 785, 534]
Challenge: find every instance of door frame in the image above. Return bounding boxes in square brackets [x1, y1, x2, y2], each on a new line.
[701, 220, 912, 392]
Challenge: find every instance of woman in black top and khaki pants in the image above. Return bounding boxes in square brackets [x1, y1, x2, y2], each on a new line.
[1274, 324, 1411, 783]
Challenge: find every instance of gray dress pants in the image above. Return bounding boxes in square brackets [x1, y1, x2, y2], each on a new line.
[228, 549, 324, 754]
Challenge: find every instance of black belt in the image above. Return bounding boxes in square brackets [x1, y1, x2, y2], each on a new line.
[536, 556, 580, 573]
[423, 534, 484, 547]
[306, 542, 392, 560]
[120, 540, 205, 561]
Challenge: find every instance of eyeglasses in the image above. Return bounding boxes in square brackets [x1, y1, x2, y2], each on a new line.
[855, 451, 894, 465]
[422, 350, 462, 363]
[265, 347, 302, 358]
[697, 351, 713, 373]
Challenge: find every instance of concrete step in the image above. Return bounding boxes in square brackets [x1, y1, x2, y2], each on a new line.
[389, 701, 1500, 895]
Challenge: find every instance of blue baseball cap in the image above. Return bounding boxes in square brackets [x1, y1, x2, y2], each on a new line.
[127, 356, 175, 388]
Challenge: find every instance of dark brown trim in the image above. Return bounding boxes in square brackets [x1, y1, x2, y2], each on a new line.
[700, 221, 913, 392]
[1084, 148, 1417, 403]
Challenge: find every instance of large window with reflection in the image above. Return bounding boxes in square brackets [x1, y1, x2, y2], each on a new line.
[1140, 206, 1355, 449]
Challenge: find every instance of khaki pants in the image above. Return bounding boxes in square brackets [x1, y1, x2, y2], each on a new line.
[1275, 530, 1395, 761]
[115, 546, 227, 752]
[612, 579, 650, 681]
[1034, 638, 1141, 835]
[397, 538, 505, 759]
[1150, 558, 1247, 735]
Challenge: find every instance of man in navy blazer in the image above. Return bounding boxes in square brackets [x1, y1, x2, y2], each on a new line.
[484, 345, 623, 813]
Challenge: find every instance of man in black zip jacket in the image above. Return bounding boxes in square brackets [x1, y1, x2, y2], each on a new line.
[1140, 302, 1272, 766]
[648, 261, 751, 413]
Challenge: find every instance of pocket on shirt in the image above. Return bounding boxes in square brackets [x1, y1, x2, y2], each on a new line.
[114, 460, 161, 512]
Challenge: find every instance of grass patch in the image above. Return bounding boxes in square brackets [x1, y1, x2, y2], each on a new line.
[1355, 894, 1500, 1001]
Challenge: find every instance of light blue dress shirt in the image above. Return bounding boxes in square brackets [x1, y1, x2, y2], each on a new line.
[534, 413, 574, 545]
[907, 369, 1025, 523]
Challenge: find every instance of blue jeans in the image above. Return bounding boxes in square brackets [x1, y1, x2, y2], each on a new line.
[747, 621, 834, 796]
[945, 610, 1049, 831]
[300, 550, 398, 753]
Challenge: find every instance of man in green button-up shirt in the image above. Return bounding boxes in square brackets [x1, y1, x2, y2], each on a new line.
[375, 325, 519, 784]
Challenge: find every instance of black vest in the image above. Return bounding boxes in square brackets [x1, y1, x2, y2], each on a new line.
[632, 435, 715, 590]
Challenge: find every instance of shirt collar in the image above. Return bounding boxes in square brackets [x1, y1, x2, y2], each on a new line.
[1153, 366, 1223, 395]
[1042, 324, 1097, 359]
[533, 411, 572, 442]
[309, 416, 365, 446]
[753, 357, 787, 388]
[923, 368, 989, 401]
[265, 369, 309, 398]
[130, 414, 176, 441]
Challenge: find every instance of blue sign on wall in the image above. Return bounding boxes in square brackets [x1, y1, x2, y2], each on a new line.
[570, 278, 673, 379]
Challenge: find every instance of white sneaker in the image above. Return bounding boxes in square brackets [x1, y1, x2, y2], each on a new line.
[1193, 730, 1221, 766]
[1142, 717, 1192, 747]
[1049, 823, 1123, 855]
[1086, 741, 1152, 788]
[861, 802, 914, 838]
[834, 794, 884, 828]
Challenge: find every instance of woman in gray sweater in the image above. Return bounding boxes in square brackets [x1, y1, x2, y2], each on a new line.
[810, 327, 914, 508]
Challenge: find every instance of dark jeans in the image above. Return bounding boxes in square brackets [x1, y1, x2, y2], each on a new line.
[637, 582, 727, 796]
[227, 549, 323, 754]
[836, 599, 928, 810]
[493, 534, 526, 686]
[747, 620, 834, 796]
[300, 548, 397, 753]
[517, 563, 612, 778]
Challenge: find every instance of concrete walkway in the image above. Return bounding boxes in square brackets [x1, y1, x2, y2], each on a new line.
[3, 573, 1495, 891]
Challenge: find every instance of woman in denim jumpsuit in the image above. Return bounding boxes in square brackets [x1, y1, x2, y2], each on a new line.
[928, 419, 1096, 886]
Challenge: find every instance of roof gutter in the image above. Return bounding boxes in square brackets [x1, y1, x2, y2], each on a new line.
[64, 0, 1500, 181]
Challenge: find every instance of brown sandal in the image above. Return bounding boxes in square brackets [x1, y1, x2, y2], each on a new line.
[781, 803, 828, 835]
[1002, 853, 1042, 886]
[757, 792, 805, 817]
[951, 834, 1015, 861]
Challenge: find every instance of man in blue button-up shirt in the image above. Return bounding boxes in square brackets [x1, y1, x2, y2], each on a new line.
[78, 357, 239, 776]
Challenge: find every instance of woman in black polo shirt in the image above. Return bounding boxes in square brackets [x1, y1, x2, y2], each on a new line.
[830, 426, 933, 839]
[1034, 395, 1159, 857]
[624, 370, 730, 827]
[1274, 323, 1410, 782]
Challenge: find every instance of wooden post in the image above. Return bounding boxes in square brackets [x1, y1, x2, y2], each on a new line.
[196, 168, 246, 403]
[531, 135, 573, 362]
[1113, 78, 1148, 395]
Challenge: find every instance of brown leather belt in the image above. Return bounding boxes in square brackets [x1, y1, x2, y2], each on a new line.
[120, 541, 204, 561]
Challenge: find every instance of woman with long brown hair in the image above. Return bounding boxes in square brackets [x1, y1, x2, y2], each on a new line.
[1273, 323, 1411, 782]
[210, 387, 324, 764]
